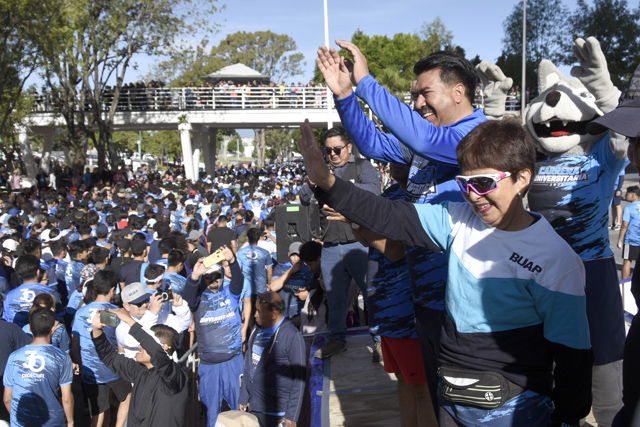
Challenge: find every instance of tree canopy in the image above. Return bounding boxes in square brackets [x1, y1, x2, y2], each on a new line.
[567, 0, 640, 88]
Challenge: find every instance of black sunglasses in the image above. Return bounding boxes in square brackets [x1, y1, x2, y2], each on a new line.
[324, 144, 349, 156]
[131, 299, 150, 308]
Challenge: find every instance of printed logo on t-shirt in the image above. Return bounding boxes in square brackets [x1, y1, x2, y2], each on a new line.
[22, 351, 46, 373]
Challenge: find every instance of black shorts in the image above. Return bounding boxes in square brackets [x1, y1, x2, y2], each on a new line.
[83, 379, 132, 415]
[624, 244, 640, 261]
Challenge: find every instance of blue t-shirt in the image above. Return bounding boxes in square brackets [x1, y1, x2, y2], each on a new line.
[272, 262, 313, 318]
[623, 201, 640, 246]
[194, 285, 243, 361]
[237, 246, 273, 295]
[66, 289, 84, 316]
[3, 344, 73, 427]
[163, 272, 187, 295]
[3, 284, 61, 327]
[64, 260, 85, 295]
[22, 324, 71, 354]
[367, 184, 417, 338]
[529, 135, 625, 260]
[72, 302, 119, 384]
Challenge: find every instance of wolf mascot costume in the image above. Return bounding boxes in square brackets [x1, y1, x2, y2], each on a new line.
[479, 37, 627, 427]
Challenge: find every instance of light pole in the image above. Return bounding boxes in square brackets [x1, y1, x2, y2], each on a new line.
[324, 0, 333, 129]
[521, 0, 527, 124]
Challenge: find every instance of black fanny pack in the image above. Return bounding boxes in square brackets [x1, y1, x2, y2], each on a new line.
[438, 365, 525, 410]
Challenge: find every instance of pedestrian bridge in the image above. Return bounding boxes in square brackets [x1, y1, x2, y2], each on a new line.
[24, 86, 344, 180]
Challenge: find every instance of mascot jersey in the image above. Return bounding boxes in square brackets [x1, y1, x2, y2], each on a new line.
[529, 134, 625, 260]
[335, 75, 487, 309]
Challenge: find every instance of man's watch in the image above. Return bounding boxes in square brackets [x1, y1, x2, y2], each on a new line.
[351, 223, 360, 230]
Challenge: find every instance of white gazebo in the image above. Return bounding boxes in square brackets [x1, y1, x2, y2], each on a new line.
[202, 64, 270, 85]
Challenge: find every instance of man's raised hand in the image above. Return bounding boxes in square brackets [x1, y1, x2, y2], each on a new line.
[335, 40, 370, 85]
[298, 120, 335, 191]
[317, 46, 353, 99]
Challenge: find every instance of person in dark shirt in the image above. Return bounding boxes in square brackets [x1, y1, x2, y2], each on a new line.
[207, 215, 237, 254]
[0, 317, 31, 422]
[91, 307, 188, 427]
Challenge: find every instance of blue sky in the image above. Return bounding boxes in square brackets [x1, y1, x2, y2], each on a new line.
[126, 0, 578, 84]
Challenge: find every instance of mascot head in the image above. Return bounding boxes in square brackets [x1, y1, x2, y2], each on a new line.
[525, 60, 604, 156]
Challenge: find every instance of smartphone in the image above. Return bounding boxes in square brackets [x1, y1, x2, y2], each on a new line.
[100, 311, 117, 328]
[203, 249, 225, 268]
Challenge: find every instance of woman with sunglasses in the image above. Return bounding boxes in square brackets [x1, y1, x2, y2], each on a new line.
[298, 119, 592, 427]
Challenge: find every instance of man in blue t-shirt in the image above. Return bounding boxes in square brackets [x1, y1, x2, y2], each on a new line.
[3, 307, 74, 427]
[71, 270, 131, 427]
[3, 255, 62, 327]
[618, 186, 640, 280]
[237, 228, 273, 297]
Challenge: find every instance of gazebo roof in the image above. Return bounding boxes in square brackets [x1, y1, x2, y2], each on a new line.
[202, 64, 270, 83]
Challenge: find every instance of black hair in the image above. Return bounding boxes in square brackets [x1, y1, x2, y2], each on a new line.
[21, 238, 42, 256]
[247, 227, 261, 244]
[413, 51, 478, 105]
[68, 240, 86, 260]
[29, 307, 56, 338]
[91, 246, 110, 265]
[300, 241, 322, 263]
[158, 238, 176, 255]
[15, 255, 41, 281]
[628, 186, 640, 197]
[50, 240, 67, 257]
[168, 249, 185, 267]
[92, 269, 118, 296]
[324, 126, 352, 145]
[144, 263, 165, 281]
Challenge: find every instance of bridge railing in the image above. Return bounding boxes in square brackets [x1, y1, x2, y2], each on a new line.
[31, 86, 334, 113]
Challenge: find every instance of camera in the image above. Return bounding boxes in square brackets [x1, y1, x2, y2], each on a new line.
[156, 289, 174, 302]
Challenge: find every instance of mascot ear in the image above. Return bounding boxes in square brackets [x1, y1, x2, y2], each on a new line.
[538, 60, 568, 92]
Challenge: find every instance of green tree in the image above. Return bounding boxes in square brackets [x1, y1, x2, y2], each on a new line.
[38, 0, 221, 172]
[314, 18, 461, 96]
[264, 129, 294, 163]
[567, 0, 640, 88]
[497, 0, 571, 88]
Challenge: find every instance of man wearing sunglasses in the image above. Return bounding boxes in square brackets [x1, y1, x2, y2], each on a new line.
[298, 127, 380, 359]
[316, 42, 487, 409]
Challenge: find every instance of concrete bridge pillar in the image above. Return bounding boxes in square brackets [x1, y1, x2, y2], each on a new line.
[201, 128, 217, 178]
[17, 126, 38, 185]
[39, 128, 60, 174]
[179, 123, 194, 182]
[192, 131, 202, 181]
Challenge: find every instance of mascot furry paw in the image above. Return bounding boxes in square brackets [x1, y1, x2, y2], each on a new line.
[476, 61, 513, 120]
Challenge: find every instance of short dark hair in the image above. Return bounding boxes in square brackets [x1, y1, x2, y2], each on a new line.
[68, 240, 86, 259]
[628, 186, 640, 197]
[15, 255, 41, 281]
[91, 246, 110, 265]
[300, 241, 322, 263]
[150, 324, 179, 356]
[247, 227, 261, 244]
[413, 51, 478, 105]
[29, 307, 56, 337]
[144, 263, 165, 281]
[93, 270, 118, 295]
[22, 238, 42, 256]
[167, 249, 185, 267]
[50, 240, 67, 257]
[158, 238, 177, 255]
[456, 120, 537, 195]
[324, 126, 352, 145]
